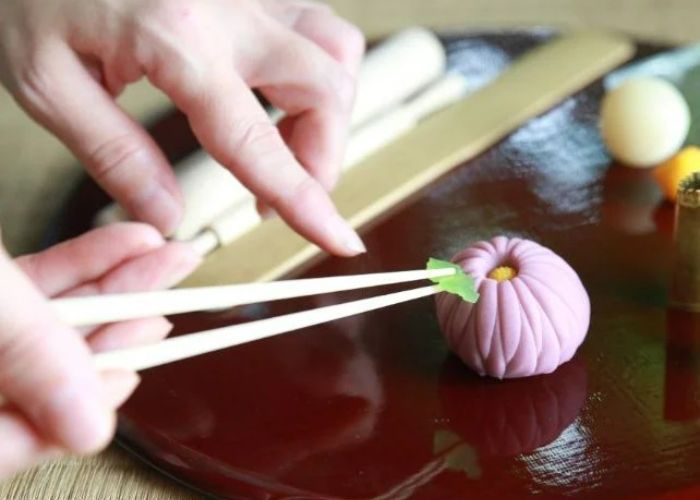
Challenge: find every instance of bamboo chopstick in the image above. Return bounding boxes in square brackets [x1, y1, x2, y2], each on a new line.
[52, 268, 455, 327]
[94, 285, 439, 372]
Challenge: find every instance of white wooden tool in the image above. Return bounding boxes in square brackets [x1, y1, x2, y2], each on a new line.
[343, 72, 470, 169]
[94, 27, 446, 240]
[350, 26, 446, 128]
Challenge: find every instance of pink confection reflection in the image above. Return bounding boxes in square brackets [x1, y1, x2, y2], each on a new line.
[438, 355, 588, 457]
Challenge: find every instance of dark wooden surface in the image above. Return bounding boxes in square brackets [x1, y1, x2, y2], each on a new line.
[49, 33, 700, 499]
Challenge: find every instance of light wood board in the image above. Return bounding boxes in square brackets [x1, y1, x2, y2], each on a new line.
[182, 31, 634, 287]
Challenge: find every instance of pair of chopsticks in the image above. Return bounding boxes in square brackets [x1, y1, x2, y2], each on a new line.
[53, 267, 455, 372]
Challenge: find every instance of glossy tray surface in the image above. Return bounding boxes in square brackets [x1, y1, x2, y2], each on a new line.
[51, 32, 700, 499]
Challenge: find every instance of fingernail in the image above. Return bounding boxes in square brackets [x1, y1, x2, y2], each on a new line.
[141, 185, 182, 237]
[164, 243, 203, 287]
[255, 199, 277, 219]
[101, 370, 141, 409]
[260, 206, 277, 219]
[330, 216, 366, 255]
[44, 384, 114, 454]
[320, 170, 340, 192]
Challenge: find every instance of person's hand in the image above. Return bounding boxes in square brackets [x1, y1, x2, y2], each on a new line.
[0, 0, 366, 255]
[0, 223, 200, 477]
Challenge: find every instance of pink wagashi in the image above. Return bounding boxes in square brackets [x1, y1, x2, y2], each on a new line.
[435, 236, 590, 379]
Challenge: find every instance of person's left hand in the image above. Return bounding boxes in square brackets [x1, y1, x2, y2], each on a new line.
[0, 223, 199, 475]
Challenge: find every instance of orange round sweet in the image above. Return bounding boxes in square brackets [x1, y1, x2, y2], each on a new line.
[653, 146, 700, 202]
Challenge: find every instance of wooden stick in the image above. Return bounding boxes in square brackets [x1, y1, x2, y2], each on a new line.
[350, 27, 445, 128]
[52, 268, 454, 327]
[94, 285, 439, 372]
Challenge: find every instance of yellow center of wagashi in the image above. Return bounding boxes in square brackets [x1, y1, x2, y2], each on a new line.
[488, 266, 517, 282]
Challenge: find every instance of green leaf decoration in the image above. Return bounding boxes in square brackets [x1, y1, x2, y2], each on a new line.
[444, 443, 482, 479]
[433, 430, 462, 455]
[427, 258, 479, 303]
[433, 430, 483, 479]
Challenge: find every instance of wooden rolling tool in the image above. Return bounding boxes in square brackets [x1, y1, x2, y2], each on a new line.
[94, 27, 447, 240]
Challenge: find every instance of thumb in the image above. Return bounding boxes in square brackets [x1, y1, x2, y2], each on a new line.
[0, 248, 114, 454]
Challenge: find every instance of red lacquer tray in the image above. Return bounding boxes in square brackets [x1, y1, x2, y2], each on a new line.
[49, 31, 700, 499]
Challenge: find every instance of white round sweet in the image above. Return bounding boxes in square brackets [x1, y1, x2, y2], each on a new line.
[600, 77, 690, 168]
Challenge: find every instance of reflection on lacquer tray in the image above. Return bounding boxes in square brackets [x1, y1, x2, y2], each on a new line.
[438, 355, 588, 457]
[119, 290, 384, 499]
[360, 356, 590, 500]
[664, 308, 700, 422]
[601, 163, 664, 236]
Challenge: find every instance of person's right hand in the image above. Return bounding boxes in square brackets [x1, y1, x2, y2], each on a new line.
[0, 0, 366, 255]
[0, 223, 200, 477]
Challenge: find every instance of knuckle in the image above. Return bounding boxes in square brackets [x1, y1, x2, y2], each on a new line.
[138, 0, 213, 70]
[144, 0, 199, 27]
[230, 119, 283, 156]
[0, 323, 51, 385]
[13, 59, 55, 116]
[13, 253, 44, 289]
[334, 21, 366, 62]
[85, 135, 145, 182]
[0, 326, 31, 366]
[324, 66, 355, 111]
[147, 50, 203, 98]
[271, 175, 319, 214]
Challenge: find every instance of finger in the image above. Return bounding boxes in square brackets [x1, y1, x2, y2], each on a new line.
[255, 198, 277, 219]
[267, 6, 364, 190]
[0, 369, 138, 478]
[99, 369, 141, 409]
[0, 250, 111, 454]
[149, 53, 365, 256]
[287, 4, 365, 77]
[61, 241, 201, 298]
[274, 106, 344, 191]
[254, 29, 356, 191]
[261, 0, 334, 21]
[16, 223, 165, 297]
[261, 1, 363, 76]
[13, 43, 182, 235]
[0, 406, 59, 478]
[88, 318, 173, 353]
[60, 241, 198, 342]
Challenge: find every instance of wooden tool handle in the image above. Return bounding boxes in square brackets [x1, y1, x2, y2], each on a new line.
[93, 27, 447, 240]
[351, 26, 445, 128]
